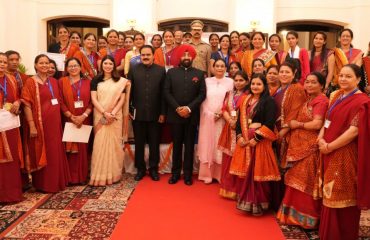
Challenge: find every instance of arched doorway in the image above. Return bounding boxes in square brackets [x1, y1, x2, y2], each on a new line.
[276, 20, 344, 50]
[47, 17, 110, 47]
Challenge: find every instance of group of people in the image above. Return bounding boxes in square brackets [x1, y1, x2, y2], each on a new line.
[1, 19, 370, 240]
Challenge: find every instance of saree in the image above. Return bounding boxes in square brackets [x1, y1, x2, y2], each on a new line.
[89, 77, 130, 186]
[277, 94, 328, 229]
[310, 50, 334, 78]
[217, 90, 246, 199]
[0, 74, 23, 202]
[74, 49, 99, 80]
[235, 95, 280, 214]
[240, 49, 277, 77]
[21, 77, 70, 192]
[59, 77, 92, 184]
[154, 46, 180, 69]
[332, 48, 363, 87]
[99, 47, 126, 67]
[319, 91, 370, 240]
[362, 56, 370, 94]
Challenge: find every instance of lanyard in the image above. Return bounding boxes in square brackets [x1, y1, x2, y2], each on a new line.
[327, 88, 358, 119]
[163, 47, 174, 65]
[0, 75, 7, 103]
[15, 72, 23, 88]
[71, 78, 82, 100]
[46, 78, 55, 99]
[108, 47, 117, 58]
[274, 84, 290, 97]
[232, 91, 243, 109]
[219, 51, 229, 65]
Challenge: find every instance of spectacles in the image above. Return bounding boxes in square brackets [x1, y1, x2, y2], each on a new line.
[68, 65, 80, 69]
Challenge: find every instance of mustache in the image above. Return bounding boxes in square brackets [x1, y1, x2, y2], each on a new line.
[143, 58, 149, 61]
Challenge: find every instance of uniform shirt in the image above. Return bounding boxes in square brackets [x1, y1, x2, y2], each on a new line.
[188, 40, 212, 73]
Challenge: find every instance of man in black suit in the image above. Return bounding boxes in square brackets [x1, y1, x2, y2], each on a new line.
[128, 45, 166, 181]
[164, 45, 206, 185]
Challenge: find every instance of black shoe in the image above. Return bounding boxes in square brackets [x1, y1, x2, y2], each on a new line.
[184, 176, 193, 186]
[149, 171, 160, 181]
[168, 174, 180, 184]
[134, 171, 146, 181]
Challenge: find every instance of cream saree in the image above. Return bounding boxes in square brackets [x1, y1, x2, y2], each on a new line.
[89, 77, 130, 186]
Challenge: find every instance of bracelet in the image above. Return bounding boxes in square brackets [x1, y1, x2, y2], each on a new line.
[236, 134, 242, 140]
[83, 113, 89, 118]
[254, 137, 260, 142]
[326, 143, 329, 151]
[301, 122, 305, 129]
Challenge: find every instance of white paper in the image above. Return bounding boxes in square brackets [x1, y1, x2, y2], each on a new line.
[45, 52, 66, 71]
[62, 122, 92, 143]
[0, 109, 20, 132]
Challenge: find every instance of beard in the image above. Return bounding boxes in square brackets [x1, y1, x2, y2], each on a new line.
[181, 59, 192, 68]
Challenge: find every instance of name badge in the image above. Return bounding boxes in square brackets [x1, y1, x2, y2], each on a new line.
[3, 103, 13, 111]
[51, 98, 58, 105]
[324, 119, 331, 129]
[74, 100, 84, 109]
[231, 110, 237, 117]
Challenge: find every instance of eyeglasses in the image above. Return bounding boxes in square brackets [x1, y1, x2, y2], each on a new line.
[68, 65, 80, 69]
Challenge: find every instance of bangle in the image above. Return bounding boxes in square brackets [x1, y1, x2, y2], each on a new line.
[326, 143, 329, 151]
[254, 137, 260, 142]
[83, 113, 89, 118]
[301, 122, 305, 129]
[236, 134, 242, 140]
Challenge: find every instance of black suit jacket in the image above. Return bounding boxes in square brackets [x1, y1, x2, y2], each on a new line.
[128, 63, 166, 122]
[164, 66, 206, 124]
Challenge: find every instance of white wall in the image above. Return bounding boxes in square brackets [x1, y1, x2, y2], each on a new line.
[276, 0, 370, 52]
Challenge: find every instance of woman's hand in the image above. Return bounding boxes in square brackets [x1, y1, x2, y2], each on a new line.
[104, 112, 116, 124]
[289, 120, 301, 129]
[237, 137, 248, 147]
[249, 138, 258, 147]
[29, 125, 38, 138]
[71, 115, 85, 128]
[9, 101, 21, 115]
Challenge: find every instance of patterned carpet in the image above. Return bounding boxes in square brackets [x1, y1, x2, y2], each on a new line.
[0, 174, 369, 239]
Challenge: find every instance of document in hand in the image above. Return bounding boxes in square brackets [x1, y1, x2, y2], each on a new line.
[62, 122, 93, 143]
[0, 109, 20, 132]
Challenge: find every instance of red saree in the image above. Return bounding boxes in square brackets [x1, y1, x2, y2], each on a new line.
[59, 77, 92, 184]
[0, 74, 23, 202]
[277, 94, 328, 229]
[21, 77, 70, 192]
[99, 48, 126, 67]
[319, 91, 370, 240]
[234, 95, 280, 215]
[218, 91, 246, 199]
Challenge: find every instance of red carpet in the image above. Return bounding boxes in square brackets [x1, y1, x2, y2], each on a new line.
[111, 175, 285, 240]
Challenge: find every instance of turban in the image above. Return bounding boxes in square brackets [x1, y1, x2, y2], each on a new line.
[176, 44, 197, 59]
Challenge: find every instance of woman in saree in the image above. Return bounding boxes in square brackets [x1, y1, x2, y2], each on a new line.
[269, 34, 287, 66]
[331, 29, 363, 92]
[309, 31, 335, 92]
[209, 34, 232, 76]
[230, 31, 241, 62]
[233, 73, 280, 215]
[0, 52, 23, 202]
[59, 58, 92, 185]
[48, 25, 79, 59]
[89, 55, 130, 186]
[124, 33, 145, 76]
[251, 58, 265, 75]
[266, 65, 280, 96]
[218, 70, 249, 199]
[154, 30, 180, 71]
[277, 72, 328, 229]
[198, 59, 234, 184]
[21, 54, 70, 192]
[317, 64, 370, 240]
[241, 31, 277, 78]
[271, 60, 307, 211]
[124, 36, 134, 52]
[98, 29, 126, 74]
[74, 33, 99, 80]
[228, 61, 242, 79]
[286, 31, 310, 85]
[209, 33, 219, 53]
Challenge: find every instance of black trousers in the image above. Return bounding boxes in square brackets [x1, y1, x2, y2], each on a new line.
[133, 120, 160, 172]
[170, 122, 197, 177]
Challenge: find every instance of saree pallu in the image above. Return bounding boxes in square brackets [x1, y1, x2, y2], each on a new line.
[240, 49, 277, 78]
[59, 77, 92, 184]
[74, 50, 99, 80]
[218, 91, 246, 199]
[0, 74, 23, 202]
[362, 57, 370, 94]
[89, 78, 129, 186]
[332, 48, 362, 87]
[319, 91, 370, 240]
[277, 96, 328, 229]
